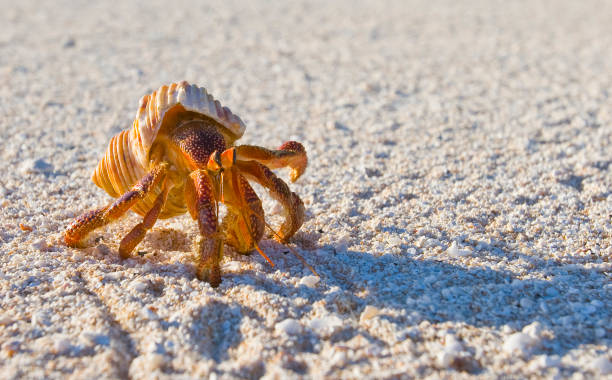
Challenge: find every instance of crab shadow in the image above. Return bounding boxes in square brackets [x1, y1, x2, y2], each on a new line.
[72, 229, 609, 366]
[185, 300, 262, 365]
[224, 240, 610, 360]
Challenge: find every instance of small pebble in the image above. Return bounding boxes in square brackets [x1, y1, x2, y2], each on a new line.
[545, 287, 559, 297]
[522, 321, 545, 339]
[437, 351, 455, 368]
[359, 305, 380, 324]
[30, 239, 47, 251]
[386, 235, 403, 247]
[130, 280, 149, 293]
[446, 241, 471, 257]
[503, 332, 534, 356]
[591, 356, 612, 375]
[275, 319, 302, 335]
[309, 316, 343, 338]
[80, 332, 110, 347]
[299, 275, 320, 288]
[222, 261, 242, 272]
[104, 271, 123, 281]
[0, 316, 13, 326]
[31, 312, 49, 327]
[444, 334, 463, 354]
[437, 334, 464, 367]
[519, 298, 534, 309]
[142, 307, 159, 320]
[130, 353, 166, 375]
[535, 355, 560, 368]
[52, 337, 71, 355]
[581, 304, 597, 314]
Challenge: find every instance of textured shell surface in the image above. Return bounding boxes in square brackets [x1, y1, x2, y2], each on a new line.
[131, 81, 246, 170]
[91, 81, 246, 218]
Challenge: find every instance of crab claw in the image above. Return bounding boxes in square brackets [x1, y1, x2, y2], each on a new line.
[278, 141, 307, 182]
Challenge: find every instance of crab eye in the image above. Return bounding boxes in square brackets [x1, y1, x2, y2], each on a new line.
[220, 148, 236, 169]
[207, 150, 222, 172]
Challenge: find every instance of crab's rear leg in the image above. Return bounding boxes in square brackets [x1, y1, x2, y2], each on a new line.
[184, 169, 223, 287]
[65, 163, 169, 248]
[234, 141, 307, 182]
[118, 180, 170, 259]
[235, 160, 305, 243]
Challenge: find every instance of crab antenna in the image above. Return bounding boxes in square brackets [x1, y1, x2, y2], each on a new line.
[254, 242, 275, 267]
[220, 171, 225, 204]
[251, 212, 319, 277]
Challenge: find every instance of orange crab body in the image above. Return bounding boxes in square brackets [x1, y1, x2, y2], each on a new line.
[65, 81, 307, 287]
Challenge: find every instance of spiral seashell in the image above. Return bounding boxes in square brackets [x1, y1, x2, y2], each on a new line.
[91, 81, 246, 218]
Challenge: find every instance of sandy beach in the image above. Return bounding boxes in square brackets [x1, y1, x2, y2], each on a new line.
[0, 0, 610, 378]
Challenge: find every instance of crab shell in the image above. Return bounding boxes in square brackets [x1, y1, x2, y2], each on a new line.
[91, 81, 246, 218]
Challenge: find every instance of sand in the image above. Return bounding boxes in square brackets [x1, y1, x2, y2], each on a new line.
[0, 0, 610, 378]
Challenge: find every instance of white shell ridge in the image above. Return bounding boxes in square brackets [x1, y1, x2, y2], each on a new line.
[131, 81, 246, 169]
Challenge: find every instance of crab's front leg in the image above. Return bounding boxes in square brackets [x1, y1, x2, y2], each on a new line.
[235, 160, 304, 243]
[65, 162, 168, 248]
[234, 141, 307, 182]
[184, 169, 223, 287]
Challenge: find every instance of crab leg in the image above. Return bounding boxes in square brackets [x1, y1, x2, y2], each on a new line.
[185, 169, 223, 287]
[220, 168, 266, 255]
[65, 162, 169, 248]
[235, 160, 304, 243]
[118, 180, 170, 259]
[234, 141, 307, 182]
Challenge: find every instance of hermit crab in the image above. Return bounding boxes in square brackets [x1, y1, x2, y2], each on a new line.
[65, 81, 307, 287]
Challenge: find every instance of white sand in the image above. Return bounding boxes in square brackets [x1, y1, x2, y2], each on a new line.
[1, 0, 611, 378]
